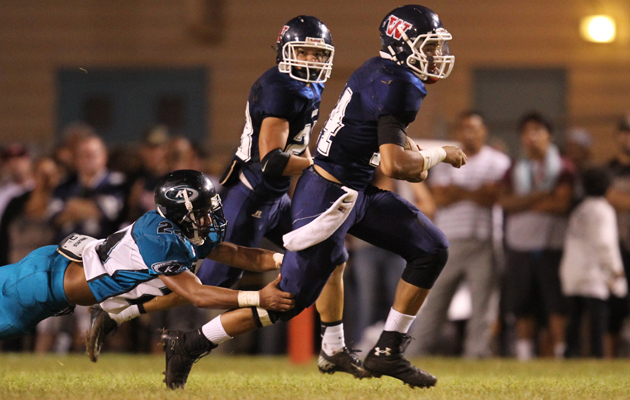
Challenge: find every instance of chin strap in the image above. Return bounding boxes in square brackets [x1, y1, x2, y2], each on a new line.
[182, 189, 204, 246]
[387, 45, 402, 65]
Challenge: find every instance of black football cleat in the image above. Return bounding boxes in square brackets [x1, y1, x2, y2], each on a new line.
[85, 305, 118, 362]
[363, 331, 437, 388]
[162, 329, 217, 390]
[318, 347, 371, 379]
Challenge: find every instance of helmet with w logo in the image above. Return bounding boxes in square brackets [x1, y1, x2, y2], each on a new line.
[154, 170, 227, 245]
[379, 5, 454, 83]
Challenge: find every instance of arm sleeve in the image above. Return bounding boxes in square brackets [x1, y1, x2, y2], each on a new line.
[377, 114, 408, 147]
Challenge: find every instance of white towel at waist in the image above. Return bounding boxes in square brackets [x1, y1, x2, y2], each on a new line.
[283, 186, 358, 251]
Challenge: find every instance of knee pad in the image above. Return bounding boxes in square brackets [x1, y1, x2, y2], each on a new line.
[401, 247, 449, 289]
[251, 307, 273, 327]
[254, 304, 306, 326]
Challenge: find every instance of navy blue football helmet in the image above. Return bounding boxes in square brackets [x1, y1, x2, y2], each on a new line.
[276, 15, 334, 83]
[379, 5, 454, 83]
[155, 170, 227, 245]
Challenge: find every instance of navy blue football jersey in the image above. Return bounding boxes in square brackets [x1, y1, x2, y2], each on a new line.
[315, 57, 427, 191]
[233, 66, 323, 197]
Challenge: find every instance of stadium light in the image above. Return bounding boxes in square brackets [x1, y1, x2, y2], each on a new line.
[580, 15, 616, 43]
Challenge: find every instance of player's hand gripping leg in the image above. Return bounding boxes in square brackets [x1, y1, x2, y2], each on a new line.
[259, 274, 295, 311]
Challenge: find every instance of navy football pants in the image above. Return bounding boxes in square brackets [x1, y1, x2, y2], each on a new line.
[279, 168, 449, 308]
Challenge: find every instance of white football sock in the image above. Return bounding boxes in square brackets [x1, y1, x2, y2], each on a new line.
[321, 322, 345, 356]
[383, 308, 416, 334]
[201, 316, 233, 344]
[108, 304, 140, 325]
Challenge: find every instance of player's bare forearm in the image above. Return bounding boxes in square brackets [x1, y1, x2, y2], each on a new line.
[380, 143, 466, 182]
[159, 271, 294, 311]
[160, 271, 240, 309]
[142, 292, 190, 313]
[207, 242, 278, 272]
[379, 143, 426, 181]
[283, 153, 313, 175]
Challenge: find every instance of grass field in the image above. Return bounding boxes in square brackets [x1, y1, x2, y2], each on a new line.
[1, 354, 630, 400]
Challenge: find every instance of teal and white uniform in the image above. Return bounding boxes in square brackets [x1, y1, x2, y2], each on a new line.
[0, 210, 219, 340]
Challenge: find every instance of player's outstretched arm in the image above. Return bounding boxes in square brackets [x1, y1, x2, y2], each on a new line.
[141, 292, 190, 314]
[207, 242, 282, 272]
[159, 270, 294, 311]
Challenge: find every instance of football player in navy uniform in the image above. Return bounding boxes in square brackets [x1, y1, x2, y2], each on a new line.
[86, 15, 365, 379]
[0, 170, 294, 347]
[161, 5, 467, 389]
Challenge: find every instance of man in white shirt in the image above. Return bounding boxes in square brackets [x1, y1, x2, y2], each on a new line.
[413, 111, 510, 358]
[499, 112, 576, 360]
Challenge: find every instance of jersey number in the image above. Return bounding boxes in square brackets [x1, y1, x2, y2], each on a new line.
[157, 221, 174, 234]
[317, 87, 353, 156]
[284, 123, 312, 155]
[97, 230, 126, 264]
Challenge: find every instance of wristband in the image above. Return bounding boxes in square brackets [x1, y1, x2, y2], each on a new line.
[272, 253, 284, 269]
[238, 291, 260, 307]
[419, 147, 447, 171]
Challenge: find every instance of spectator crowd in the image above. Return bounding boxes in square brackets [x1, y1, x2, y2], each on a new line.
[2, 112, 630, 360]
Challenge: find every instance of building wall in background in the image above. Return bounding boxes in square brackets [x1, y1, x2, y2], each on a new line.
[1, 0, 629, 162]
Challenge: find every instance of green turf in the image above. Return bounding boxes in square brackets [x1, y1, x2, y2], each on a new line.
[1, 354, 629, 400]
